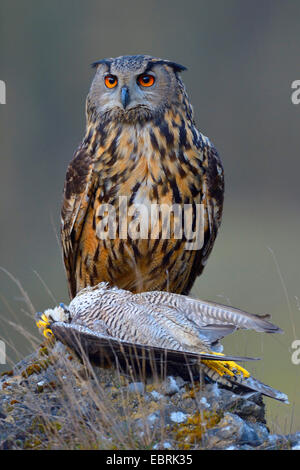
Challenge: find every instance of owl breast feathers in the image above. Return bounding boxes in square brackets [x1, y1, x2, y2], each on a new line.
[61, 55, 224, 298]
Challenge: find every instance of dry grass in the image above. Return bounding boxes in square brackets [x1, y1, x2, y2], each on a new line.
[0, 269, 212, 450]
[2, 337, 215, 450]
[0, 266, 298, 449]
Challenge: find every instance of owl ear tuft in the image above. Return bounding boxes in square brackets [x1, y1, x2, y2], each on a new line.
[165, 61, 187, 73]
[91, 59, 112, 69]
[148, 60, 187, 74]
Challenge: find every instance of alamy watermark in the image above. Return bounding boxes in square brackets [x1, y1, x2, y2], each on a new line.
[0, 340, 6, 364]
[95, 198, 205, 250]
[291, 80, 300, 105]
[0, 80, 6, 104]
[291, 340, 300, 365]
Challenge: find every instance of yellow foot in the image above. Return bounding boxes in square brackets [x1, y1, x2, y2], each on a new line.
[35, 305, 69, 339]
[201, 352, 250, 378]
[36, 312, 54, 339]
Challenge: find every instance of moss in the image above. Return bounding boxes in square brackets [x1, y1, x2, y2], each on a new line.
[21, 359, 51, 378]
[38, 346, 49, 357]
[39, 359, 51, 369]
[15, 439, 23, 448]
[48, 381, 57, 390]
[0, 370, 13, 378]
[24, 438, 42, 449]
[46, 421, 62, 434]
[30, 417, 46, 435]
[29, 417, 62, 437]
[36, 384, 45, 393]
[10, 399, 20, 405]
[174, 410, 222, 450]
[132, 400, 160, 420]
[21, 364, 42, 378]
[182, 383, 201, 399]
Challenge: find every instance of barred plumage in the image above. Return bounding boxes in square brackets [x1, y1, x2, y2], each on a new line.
[61, 55, 224, 298]
[37, 282, 288, 403]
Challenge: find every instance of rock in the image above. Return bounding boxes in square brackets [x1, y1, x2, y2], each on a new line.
[149, 390, 163, 401]
[204, 413, 245, 449]
[162, 376, 185, 396]
[0, 405, 6, 419]
[153, 441, 172, 450]
[127, 382, 145, 395]
[288, 431, 300, 448]
[170, 411, 188, 424]
[0, 342, 297, 450]
[0, 438, 15, 450]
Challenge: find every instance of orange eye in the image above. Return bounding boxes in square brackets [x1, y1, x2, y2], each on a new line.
[137, 74, 155, 87]
[105, 74, 118, 89]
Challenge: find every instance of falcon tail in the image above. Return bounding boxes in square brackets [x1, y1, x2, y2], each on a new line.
[202, 362, 289, 403]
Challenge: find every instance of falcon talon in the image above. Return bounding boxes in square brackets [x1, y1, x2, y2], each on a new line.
[36, 312, 51, 329]
[201, 352, 251, 379]
[43, 328, 54, 339]
[35, 305, 70, 338]
[221, 360, 250, 378]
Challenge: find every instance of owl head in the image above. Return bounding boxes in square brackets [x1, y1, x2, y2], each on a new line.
[87, 55, 187, 123]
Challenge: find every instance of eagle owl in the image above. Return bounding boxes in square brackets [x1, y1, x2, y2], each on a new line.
[61, 55, 224, 299]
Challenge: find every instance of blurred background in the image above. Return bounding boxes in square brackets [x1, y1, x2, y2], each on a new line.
[0, 0, 300, 432]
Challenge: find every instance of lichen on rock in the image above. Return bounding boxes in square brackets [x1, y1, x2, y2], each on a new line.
[0, 341, 298, 450]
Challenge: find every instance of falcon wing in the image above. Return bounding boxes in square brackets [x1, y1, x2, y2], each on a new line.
[135, 291, 283, 334]
[61, 145, 97, 299]
[51, 321, 257, 365]
[51, 322, 288, 403]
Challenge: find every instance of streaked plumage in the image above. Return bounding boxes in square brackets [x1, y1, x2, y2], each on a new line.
[36, 283, 288, 403]
[61, 55, 224, 298]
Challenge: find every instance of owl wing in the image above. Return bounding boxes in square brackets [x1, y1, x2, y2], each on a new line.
[61, 145, 97, 298]
[183, 142, 224, 294]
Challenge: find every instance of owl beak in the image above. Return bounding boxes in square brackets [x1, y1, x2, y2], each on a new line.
[121, 86, 130, 109]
